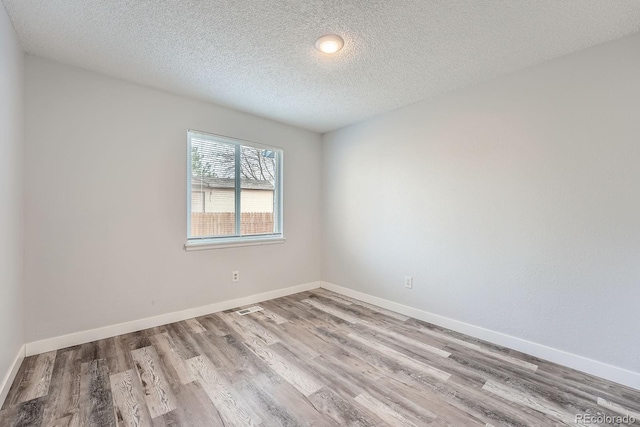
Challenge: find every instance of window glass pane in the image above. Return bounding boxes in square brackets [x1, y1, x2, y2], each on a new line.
[240, 146, 277, 235]
[190, 137, 236, 237]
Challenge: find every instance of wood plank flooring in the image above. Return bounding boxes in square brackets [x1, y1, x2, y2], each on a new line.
[2, 289, 639, 426]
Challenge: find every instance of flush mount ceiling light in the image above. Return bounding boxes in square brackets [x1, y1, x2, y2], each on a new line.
[315, 34, 344, 54]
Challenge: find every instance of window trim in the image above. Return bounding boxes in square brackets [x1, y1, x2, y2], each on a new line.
[185, 130, 284, 250]
[184, 235, 286, 251]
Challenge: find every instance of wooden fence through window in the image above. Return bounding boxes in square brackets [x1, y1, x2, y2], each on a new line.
[190, 212, 274, 236]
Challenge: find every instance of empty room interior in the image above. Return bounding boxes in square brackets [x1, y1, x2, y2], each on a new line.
[2, 1, 640, 426]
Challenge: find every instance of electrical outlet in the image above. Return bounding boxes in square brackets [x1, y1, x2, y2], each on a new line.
[232, 271, 240, 282]
[404, 276, 413, 289]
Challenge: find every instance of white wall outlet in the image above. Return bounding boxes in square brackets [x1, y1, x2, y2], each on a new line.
[232, 271, 240, 282]
[404, 276, 413, 289]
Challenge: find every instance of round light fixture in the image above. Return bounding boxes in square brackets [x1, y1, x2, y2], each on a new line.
[315, 34, 344, 54]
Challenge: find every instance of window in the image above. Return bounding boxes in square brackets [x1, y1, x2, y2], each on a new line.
[185, 130, 284, 250]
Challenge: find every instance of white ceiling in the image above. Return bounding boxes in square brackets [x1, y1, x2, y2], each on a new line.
[4, 1, 640, 133]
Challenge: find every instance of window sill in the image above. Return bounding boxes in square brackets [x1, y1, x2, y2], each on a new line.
[184, 236, 285, 251]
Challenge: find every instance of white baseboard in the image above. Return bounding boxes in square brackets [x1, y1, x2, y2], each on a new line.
[0, 345, 26, 408]
[320, 281, 640, 391]
[23, 279, 639, 391]
[26, 281, 321, 357]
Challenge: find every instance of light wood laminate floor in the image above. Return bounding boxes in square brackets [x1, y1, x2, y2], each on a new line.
[1, 289, 639, 426]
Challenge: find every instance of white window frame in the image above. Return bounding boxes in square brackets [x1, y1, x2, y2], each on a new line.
[184, 130, 284, 251]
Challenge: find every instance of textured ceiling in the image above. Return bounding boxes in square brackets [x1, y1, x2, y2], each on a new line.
[4, 1, 640, 132]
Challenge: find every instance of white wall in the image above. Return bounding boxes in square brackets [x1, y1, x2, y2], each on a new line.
[322, 33, 640, 375]
[0, 2, 24, 397]
[24, 56, 322, 343]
